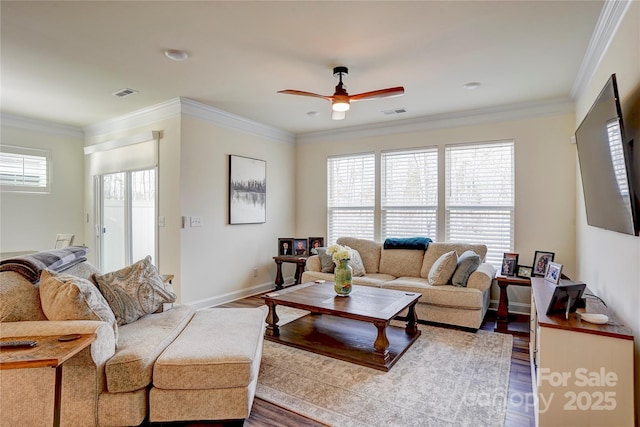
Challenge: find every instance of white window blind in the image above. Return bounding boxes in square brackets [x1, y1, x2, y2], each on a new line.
[381, 147, 438, 239]
[0, 146, 50, 193]
[327, 153, 375, 243]
[445, 141, 514, 267]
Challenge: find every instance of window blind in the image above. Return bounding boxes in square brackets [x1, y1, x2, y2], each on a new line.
[327, 153, 375, 243]
[0, 146, 50, 193]
[445, 141, 514, 267]
[381, 148, 437, 239]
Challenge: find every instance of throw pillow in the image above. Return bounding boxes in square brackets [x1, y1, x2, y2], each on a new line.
[451, 250, 481, 287]
[94, 256, 176, 326]
[348, 249, 366, 277]
[39, 269, 118, 342]
[316, 247, 335, 273]
[428, 251, 458, 285]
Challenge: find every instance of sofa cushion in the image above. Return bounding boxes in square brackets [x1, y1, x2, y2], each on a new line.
[0, 271, 47, 321]
[153, 307, 265, 390]
[382, 277, 484, 309]
[105, 304, 195, 393]
[94, 256, 176, 326]
[379, 248, 424, 278]
[315, 248, 335, 273]
[428, 251, 458, 285]
[451, 250, 481, 287]
[337, 237, 382, 273]
[39, 269, 118, 342]
[352, 273, 396, 287]
[421, 243, 487, 278]
[349, 249, 366, 276]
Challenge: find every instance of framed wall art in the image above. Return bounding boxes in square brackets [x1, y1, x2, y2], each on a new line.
[229, 155, 266, 225]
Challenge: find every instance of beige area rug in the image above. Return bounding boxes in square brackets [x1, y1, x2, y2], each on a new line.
[257, 306, 513, 427]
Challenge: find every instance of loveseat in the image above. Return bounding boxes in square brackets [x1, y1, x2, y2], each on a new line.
[301, 237, 496, 330]
[0, 248, 265, 426]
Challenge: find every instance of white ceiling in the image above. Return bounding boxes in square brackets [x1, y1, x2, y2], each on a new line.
[1, 1, 605, 135]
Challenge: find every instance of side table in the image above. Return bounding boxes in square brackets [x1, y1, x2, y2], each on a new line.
[0, 333, 96, 427]
[495, 275, 531, 335]
[273, 255, 308, 290]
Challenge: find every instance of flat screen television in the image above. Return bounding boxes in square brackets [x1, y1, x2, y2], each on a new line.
[575, 74, 639, 236]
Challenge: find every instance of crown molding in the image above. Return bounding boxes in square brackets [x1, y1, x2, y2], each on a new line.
[571, 0, 632, 99]
[1, 113, 83, 138]
[296, 97, 574, 144]
[83, 97, 295, 144]
[179, 98, 295, 144]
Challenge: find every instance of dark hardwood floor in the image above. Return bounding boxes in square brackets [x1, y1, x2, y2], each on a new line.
[154, 296, 535, 427]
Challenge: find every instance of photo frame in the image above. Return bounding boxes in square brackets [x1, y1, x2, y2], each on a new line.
[278, 238, 294, 256]
[229, 155, 266, 225]
[517, 265, 532, 278]
[308, 237, 325, 255]
[501, 253, 519, 276]
[532, 251, 555, 276]
[293, 238, 308, 256]
[544, 262, 563, 284]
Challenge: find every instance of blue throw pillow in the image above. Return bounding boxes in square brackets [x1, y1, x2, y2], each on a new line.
[451, 250, 481, 287]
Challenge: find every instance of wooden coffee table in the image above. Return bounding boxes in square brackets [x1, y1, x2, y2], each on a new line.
[262, 282, 421, 371]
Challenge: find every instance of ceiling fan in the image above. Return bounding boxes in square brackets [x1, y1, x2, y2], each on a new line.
[278, 66, 404, 120]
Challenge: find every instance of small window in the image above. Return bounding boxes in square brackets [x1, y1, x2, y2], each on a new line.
[0, 146, 50, 193]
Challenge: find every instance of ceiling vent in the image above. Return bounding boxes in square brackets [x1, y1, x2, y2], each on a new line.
[112, 88, 139, 98]
[382, 108, 407, 115]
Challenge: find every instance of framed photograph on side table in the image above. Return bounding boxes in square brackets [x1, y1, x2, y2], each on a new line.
[293, 238, 308, 256]
[516, 265, 533, 278]
[501, 253, 519, 276]
[544, 262, 563, 284]
[308, 237, 324, 255]
[278, 238, 294, 256]
[532, 251, 555, 276]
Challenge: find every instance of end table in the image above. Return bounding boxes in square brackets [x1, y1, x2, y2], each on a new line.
[273, 255, 307, 289]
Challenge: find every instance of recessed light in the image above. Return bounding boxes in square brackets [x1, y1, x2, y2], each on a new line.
[463, 82, 482, 90]
[164, 49, 189, 61]
[307, 111, 320, 117]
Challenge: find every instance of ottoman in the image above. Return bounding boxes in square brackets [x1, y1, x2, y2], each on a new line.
[149, 307, 266, 422]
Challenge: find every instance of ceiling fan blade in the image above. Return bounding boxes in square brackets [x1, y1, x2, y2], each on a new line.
[350, 86, 405, 101]
[277, 90, 332, 101]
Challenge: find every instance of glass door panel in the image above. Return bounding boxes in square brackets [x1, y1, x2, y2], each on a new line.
[101, 172, 126, 272]
[131, 169, 156, 262]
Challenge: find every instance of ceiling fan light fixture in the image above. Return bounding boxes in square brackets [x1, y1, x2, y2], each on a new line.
[332, 99, 350, 112]
[331, 110, 346, 120]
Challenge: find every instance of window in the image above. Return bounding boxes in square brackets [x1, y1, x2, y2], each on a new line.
[327, 153, 375, 244]
[445, 141, 514, 267]
[381, 148, 438, 239]
[0, 146, 50, 193]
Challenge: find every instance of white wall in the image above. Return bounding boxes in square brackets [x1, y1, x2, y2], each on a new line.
[295, 112, 578, 310]
[574, 0, 640, 410]
[0, 121, 84, 252]
[179, 115, 296, 305]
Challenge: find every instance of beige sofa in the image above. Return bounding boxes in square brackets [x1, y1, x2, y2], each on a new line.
[0, 254, 265, 426]
[301, 237, 495, 330]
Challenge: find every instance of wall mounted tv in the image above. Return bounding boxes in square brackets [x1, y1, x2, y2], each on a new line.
[575, 74, 639, 236]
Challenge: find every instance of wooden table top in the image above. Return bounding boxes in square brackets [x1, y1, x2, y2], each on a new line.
[0, 334, 96, 370]
[263, 282, 421, 323]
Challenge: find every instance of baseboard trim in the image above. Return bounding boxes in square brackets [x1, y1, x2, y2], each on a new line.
[488, 299, 531, 316]
[188, 281, 275, 310]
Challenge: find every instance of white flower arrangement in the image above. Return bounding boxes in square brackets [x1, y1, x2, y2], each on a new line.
[326, 244, 351, 264]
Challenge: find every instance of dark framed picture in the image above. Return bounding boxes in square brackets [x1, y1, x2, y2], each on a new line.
[308, 237, 324, 255]
[293, 238, 308, 256]
[229, 155, 266, 225]
[517, 265, 533, 278]
[278, 238, 294, 256]
[532, 251, 555, 276]
[501, 253, 519, 276]
[544, 262, 563, 284]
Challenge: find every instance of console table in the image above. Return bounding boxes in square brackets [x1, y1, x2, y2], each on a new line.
[273, 255, 307, 290]
[0, 334, 96, 427]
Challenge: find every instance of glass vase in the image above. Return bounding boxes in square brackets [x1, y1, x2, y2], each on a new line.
[334, 259, 353, 296]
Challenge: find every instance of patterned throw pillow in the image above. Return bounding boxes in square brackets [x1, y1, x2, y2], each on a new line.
[428, 251, 458, 285]
[316, 247, 335, 273]
[94, 256, 176, 326]
[39, 269, 118, 342]
[349, 249, 366, 277]
[451, 250, 481, 287]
